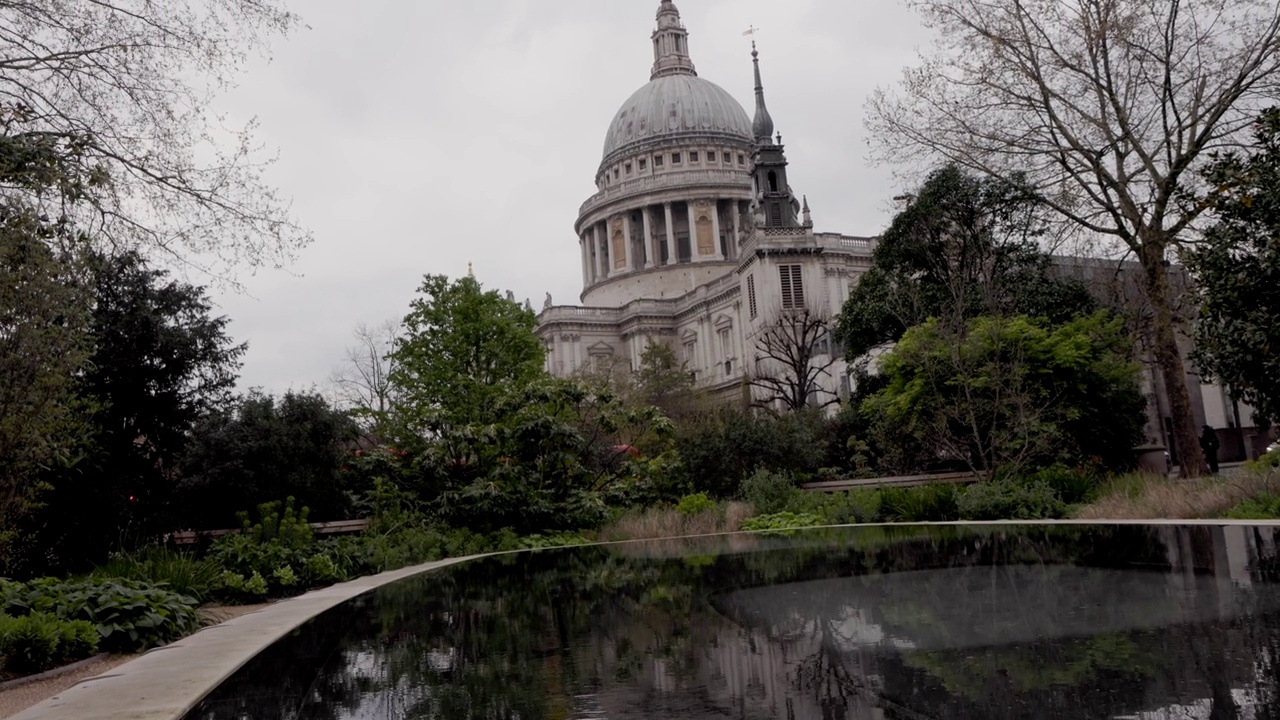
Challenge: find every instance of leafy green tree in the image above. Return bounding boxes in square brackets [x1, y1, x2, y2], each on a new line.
[865, 313, 1145, 475]
[675, 406, 833, 497]
[836, 166, 1096, 359]
[1189, 108, 1280, 426]
[408, 379, 674, 534]
[177, 391, 359, 529]
[389, 275, 545, 435]
[630, 341, 695, 411]
[32, 251, 245, 565]
[0, 211, 93, 573]
[865, 1, 1280, 478]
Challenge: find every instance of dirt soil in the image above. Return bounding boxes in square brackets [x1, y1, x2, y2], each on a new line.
[0, 603, 271, 719]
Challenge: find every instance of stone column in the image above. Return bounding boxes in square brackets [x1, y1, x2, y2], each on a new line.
[593, 223, 606, 280]
[580, 235, 589, 286]
[663, 202, 675, 266]
[604, 219, 616, 275]
[687, 202, 698, 262]
[642, 206, 655, 269]
[711, 201, 724, 261]
[731, 202, 741, 259]
[622, 213, 633, 271]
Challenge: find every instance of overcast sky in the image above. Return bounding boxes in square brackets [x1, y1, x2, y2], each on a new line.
[209, 0, 934, 395]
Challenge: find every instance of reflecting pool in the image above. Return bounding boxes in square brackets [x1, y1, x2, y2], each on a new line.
[184, 524, 1280, 719]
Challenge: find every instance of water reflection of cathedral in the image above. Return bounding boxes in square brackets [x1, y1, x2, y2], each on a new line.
[584, 525, 1280, 720]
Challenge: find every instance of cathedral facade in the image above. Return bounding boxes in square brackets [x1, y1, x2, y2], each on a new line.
[536, 0, 871, 406]
[535, 0, 1274, 459]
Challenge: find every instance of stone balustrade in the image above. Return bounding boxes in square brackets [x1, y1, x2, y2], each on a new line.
[579, 168, 749, 218]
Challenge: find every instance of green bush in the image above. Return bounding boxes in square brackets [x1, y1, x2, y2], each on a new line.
[1018, 465, 1100, 505]
[1, 578, 198, 653]
[675, 493, 716, 516]
[740, 512, 825, 533]
[957, 479, 1067, 521]
[206, 499, 356, 599]
[677, 407, 831, 496]
[0, 612, 99, 674]
[785, 489, 882, 525]
[879, 484, 959, 522]
[1245, 446, 1280, 473]
[519, 532, 591, 549]
[1224, 492, 1280, 519]
[93, 547, 222, 603]
[740, 469, 799, 515]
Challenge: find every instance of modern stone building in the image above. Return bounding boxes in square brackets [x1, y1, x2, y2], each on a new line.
[537, 0, 872, 407]
[536, 0, 1274, 459]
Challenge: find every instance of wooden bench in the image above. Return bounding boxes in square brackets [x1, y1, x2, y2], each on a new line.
[168, 518, 369, 546]
[800, 471, 977, 493]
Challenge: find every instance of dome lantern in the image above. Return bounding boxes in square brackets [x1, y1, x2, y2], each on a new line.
[650, 0, 696, 80]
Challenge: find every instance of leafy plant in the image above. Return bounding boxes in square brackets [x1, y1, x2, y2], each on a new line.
[1019, 465, 1100, 506]
[93, 547, 222, 603]
[740, 512, 824, 533]
[786, 489, 882, 525]
[675, 493, 715, 517]
[740, 469, 798, 515]
[880, 484, 960, 522]
[0, 612, 99, 674]
[956, 479, 1067, 521]
[1224, 492, 1280, 520]
[1244, 446, 1280, 474]
[2, 577, 199, 653]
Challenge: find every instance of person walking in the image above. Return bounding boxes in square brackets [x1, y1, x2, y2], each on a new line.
[1200, 425, 1221, 475]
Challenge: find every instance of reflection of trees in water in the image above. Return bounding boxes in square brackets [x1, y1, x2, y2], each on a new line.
[185, 525, 1280, 720]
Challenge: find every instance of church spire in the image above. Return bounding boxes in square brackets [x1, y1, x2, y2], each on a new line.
[751, 41, 775, 143]
[650, 0, 696, 79]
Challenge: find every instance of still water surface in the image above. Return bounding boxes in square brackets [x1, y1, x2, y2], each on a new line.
[184, 524, 1280, 719]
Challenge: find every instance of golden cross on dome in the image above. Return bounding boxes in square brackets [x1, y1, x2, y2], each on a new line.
[742, 25, 760, 39]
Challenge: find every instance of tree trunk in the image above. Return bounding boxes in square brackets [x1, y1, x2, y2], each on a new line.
[1139, 236, 1208, 478]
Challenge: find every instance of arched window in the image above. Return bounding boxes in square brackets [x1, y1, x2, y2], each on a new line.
[767, 171, 778, 192]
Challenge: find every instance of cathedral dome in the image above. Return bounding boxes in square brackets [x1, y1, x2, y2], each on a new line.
[601, 74, 752, 163]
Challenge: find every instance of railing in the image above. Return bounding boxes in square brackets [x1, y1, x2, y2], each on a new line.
[815, 233, 876, 253]
[579, 169, 750, 218]
[539, 306, 621, 322]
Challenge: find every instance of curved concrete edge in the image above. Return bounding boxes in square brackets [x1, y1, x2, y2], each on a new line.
[0, 654, 111, 692]
[8, 555, 480, 720]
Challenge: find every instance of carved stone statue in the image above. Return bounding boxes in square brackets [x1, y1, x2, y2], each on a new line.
[506, 290, 515, 302]
[543, 292, 553, 310]
[742, 203, 757, 235]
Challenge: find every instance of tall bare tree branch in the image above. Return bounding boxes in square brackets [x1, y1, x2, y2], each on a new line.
[0, 0, 308, 277]
[867, 0, 1280, 476]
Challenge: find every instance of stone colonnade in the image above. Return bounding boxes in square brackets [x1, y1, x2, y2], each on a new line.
[580, 199, 746, 286]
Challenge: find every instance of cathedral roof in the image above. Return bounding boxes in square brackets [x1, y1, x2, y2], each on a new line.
[601, 74, 753, 162]
[600, 1, 753, 164]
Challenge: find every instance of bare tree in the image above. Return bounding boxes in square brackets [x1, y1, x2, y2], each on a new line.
[330, 320, 399, 430]
[0, 1, 308, 275]
[867, 0, 1280, 476]
[749, 307, 841, 413]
